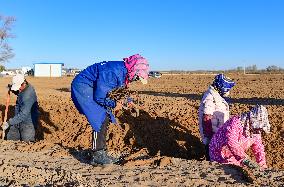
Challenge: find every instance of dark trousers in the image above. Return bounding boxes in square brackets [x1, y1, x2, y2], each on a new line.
[6, 123, 35, 142]
[205, 144, 210, 161]
[92, 117, 109, 151]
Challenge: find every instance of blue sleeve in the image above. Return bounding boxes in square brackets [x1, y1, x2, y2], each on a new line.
[8, 91, 36, 126]
[94, 71, 118, 109]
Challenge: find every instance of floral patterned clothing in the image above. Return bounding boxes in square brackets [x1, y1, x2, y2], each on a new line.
[209, 116, 267, 168]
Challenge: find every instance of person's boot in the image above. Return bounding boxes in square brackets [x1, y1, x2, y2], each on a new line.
[90, 149, 119, 165]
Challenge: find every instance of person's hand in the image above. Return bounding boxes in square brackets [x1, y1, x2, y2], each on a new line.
[242, 159, 259, 169]
[124, 97, 137, 109]
[7, 84, 12, 90]
[2, 122, 10, 131]
[125, 100, 135, 109]
[259, 162, 268, 171]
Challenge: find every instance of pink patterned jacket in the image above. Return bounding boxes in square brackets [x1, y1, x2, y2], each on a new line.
[209, 116, 267, 168]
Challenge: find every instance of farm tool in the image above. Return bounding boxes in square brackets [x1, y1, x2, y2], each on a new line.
[2, 85, 11, 140]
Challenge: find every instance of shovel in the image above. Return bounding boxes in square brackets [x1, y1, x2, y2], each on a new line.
[2, 87, 11, 140]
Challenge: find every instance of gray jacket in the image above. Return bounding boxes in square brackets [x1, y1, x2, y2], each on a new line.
[8, 84, 39, 128]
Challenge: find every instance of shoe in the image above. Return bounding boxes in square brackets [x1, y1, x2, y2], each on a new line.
[90, 149, 119, 165]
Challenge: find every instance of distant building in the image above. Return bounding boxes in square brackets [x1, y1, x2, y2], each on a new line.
[34, 62, 64, 77]
[0, 70, 16, 76]
[22, 66, 32, 75]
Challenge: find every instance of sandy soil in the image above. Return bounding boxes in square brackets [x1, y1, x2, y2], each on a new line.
[0, 74, 283, 186]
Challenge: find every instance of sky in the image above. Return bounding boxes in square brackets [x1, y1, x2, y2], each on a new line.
[1, 0, 284, 71]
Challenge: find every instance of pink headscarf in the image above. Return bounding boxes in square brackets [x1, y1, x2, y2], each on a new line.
[123, 54, 149, 85]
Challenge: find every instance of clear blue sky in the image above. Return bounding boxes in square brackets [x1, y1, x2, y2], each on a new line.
[1, 0, 284, 70]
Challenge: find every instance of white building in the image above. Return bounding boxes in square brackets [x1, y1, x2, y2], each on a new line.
[34, 62, 64, 77]
[22, 66, 32, 74]
[0, 70, 16, 76]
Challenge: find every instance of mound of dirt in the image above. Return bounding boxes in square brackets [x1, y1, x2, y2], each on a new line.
[0, 74, 283, 185]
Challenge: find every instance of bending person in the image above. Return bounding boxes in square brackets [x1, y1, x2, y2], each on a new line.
[71, 54, 149, 165]
[199, 74, 235, 160]
[209, 105, 269, 170]
[2, 74, 39, 142]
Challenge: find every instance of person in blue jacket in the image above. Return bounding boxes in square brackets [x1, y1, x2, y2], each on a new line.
[71, 54, 149, 165]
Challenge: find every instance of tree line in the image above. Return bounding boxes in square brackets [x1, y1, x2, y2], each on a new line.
[161, 65, 284, 74]
[228, 65, 284, 74]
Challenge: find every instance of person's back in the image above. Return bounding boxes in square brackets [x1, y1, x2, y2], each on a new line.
[71, 60, 127, 130]
[73, 61, 125, 86]
[12, 84, 39, 127]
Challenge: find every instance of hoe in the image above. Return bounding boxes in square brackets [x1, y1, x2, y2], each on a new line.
[2, 85, 11, 140]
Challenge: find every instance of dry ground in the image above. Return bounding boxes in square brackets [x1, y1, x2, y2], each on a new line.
[0, 74, 283, 186]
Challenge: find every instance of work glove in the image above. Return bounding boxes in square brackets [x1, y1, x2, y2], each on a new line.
[242, 158, 259, 170]
[2, 122, 10, 131]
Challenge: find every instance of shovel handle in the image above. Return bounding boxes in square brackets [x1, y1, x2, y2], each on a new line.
[3, 91, 11, 123]
[2, 91, 11, 140]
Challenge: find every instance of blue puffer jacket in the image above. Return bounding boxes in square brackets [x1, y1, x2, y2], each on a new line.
[71, 61, 127, 132]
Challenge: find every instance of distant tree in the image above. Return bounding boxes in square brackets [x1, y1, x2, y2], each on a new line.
[0, 14, 16, 63]
[246, 64, 257, 72]
[236, 66, 243, 71]
[0, 64, 5, 71]
[266, 65, 280, 72]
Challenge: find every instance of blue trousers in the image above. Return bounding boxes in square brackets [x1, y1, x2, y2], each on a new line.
[6, 123, 35, 142]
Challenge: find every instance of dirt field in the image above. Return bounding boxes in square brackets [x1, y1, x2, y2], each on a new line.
[0, 74, 283, 186]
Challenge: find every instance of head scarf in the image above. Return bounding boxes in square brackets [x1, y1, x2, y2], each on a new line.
[123, 54, 149, 85]
[249, 105, 270, 133]
[241, 105, 270, 135]
[212, 74, 235, 96]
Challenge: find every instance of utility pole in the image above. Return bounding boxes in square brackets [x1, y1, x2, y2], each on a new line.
[243, 61, 246, 75]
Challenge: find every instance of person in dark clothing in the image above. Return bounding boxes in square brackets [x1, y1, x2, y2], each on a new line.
[2, 74, 39, 142]
[71, 54, 149, 165]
